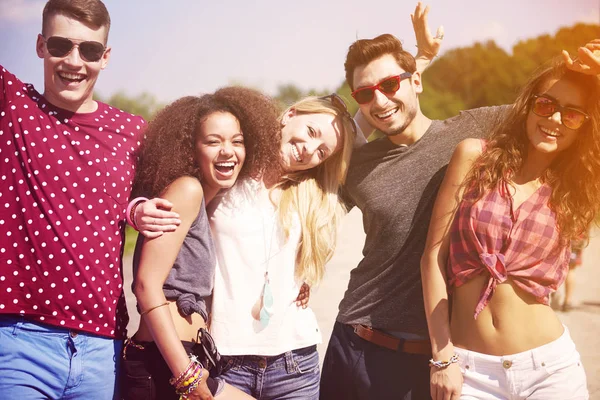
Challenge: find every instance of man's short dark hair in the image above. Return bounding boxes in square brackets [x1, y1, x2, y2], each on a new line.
[344, 34, 416, 90]
[42, 0, 111, 42]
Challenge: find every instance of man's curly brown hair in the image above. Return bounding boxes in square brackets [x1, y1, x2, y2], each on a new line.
[132, 87, 281, 199]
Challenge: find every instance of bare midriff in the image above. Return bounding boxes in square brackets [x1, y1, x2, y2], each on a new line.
[451, 274, 563, 355]
[134, 301, 207, 343]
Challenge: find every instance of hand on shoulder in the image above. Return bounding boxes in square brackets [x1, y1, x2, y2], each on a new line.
[161, 176, 204, 222]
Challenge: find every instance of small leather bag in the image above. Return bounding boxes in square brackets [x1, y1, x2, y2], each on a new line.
[191, 327, 231, 377]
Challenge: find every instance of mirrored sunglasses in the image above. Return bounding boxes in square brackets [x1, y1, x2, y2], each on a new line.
[531, 95, 589, 130]
[43, 36, 106, 62]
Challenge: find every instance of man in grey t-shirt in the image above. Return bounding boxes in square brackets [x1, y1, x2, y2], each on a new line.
[319, 32, 506, 399]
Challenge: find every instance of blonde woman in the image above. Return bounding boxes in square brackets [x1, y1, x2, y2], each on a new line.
[206, 94, 356, 400]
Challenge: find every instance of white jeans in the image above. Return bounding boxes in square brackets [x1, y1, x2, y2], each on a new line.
[455, 326, 588, 399]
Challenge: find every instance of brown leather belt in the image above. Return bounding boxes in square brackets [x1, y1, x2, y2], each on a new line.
[352, 324, 431, 355]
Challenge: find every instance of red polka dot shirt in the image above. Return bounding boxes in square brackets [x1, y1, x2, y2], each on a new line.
[0, 66, 145, 338]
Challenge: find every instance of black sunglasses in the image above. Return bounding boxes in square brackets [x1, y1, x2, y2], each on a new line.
[42, 35, 106, 62]
[319, 93, 358, 136]
[531, 95, 589, 130]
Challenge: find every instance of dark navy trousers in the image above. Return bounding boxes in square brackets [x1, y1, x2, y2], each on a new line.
[320, 321, 431, 400]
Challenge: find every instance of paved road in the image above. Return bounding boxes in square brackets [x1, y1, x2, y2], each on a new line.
[123, 208, 600, 398]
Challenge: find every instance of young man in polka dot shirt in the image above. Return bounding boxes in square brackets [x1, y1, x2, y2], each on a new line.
[0, 1, 179, 398]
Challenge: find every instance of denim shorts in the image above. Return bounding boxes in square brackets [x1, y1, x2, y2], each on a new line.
[0, 315, 122, 399]
[120, 338, 224, 399]
[456, 326, 588, 399]
[222, 345, 320, 400]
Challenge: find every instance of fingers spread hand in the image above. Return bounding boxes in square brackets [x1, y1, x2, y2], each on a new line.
[142, 208, 181, 221]
[139, 218, 179, 233]
[141, 215, 181, 226]
[295, 283, 311, 307]
[149, 197, 174, 210]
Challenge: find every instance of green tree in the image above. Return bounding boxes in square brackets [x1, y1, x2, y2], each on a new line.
[95, 91, 163, 121]
[335, 81, 358, 116]
[420, 23, 599, 120]
[274, 83, 304, 109]
[274, 84, 331, 109]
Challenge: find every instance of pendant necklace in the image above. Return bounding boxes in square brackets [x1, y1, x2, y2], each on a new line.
[259, 207, 276, 328]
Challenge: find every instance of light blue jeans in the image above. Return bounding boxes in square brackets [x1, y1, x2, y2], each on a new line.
[0, 316, 122, 399]
[222, 345, 320, 400]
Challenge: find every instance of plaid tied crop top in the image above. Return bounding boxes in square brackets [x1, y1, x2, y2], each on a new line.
[447, 180, 570, 318]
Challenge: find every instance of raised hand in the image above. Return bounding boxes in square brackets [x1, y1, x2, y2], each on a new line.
[411, 2, 444, 61]
[563, 39, 600, 76]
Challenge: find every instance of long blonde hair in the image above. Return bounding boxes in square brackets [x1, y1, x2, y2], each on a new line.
[276, 97, 356, 286]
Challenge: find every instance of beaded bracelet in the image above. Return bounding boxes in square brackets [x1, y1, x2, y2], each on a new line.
[178, 374, 203, 400]
[428, 353, 459, 369]
[169, 359, 198, 388]
[176, 367, 204, 397]
[179, 367, 201, 389]
[126, 197, 148, 230]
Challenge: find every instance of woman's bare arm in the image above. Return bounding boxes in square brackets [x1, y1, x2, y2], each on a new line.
[420, 138, 482, 400]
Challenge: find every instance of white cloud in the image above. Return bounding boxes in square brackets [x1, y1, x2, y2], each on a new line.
[0, 0, 45, 23]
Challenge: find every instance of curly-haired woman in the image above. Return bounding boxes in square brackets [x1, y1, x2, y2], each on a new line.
[421, 49, 600, 399]
[121, 87, 280, 400]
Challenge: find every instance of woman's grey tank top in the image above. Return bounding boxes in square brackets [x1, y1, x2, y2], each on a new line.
[132, 197, 216, 320]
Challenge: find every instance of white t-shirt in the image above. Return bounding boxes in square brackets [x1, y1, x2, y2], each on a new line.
[208, 178, 322, 356]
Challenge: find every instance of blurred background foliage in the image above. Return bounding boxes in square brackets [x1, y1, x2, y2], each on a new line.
[420, 23, 600, 119]
[108, 23, 598, 255]
[103, 23, 599, 124]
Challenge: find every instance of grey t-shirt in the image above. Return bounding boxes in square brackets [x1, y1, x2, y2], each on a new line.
[338, 106, 507, 335]
[132, 197, 216, 321]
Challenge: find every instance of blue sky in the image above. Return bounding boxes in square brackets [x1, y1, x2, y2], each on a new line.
[1, 0, 598, 103]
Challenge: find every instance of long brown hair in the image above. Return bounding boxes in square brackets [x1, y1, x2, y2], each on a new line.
[462, 60, 600, 241]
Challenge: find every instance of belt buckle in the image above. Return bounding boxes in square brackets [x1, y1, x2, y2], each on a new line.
[397, 337, 406, 352]
[354, 324, 372, 333]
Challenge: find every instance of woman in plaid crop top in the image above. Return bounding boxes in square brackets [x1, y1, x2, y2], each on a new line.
[421, 45, 600, 400]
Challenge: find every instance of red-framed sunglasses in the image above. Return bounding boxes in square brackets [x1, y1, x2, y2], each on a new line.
[531, 95, 589, 130]
[351, 72, 413, 104]
[41, 35, 106, 62]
